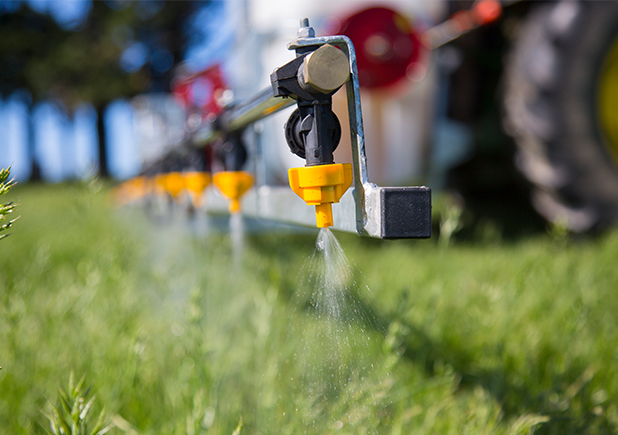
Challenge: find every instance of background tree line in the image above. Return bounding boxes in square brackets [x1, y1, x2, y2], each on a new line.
[0, 0, 204, 178]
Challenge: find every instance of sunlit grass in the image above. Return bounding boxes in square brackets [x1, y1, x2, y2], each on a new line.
[41, 372, 115, 435]
[0, 167, 18, 240]
[1, 183, 617, 434]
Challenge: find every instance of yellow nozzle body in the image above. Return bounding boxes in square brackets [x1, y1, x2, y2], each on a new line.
[111, 176, 151, 207]
[155, 172, 186, 198]
[113, 172, 212, 207]
[183, 171, 211, 207]
[153, 171, 212, 206]
[213, 171, 254, 214]
[288, 163, 353, 228]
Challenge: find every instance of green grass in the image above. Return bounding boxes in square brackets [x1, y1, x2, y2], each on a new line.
[1, 183, 617, 434]
[0, 167, 18, 240]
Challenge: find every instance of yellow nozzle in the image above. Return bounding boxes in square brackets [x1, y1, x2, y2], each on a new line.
[155, 172, 186, 199]
[111, 176, 151, 207]
[183, 171, 211, 207]
[213, 171, 254, 214]
[288, 163, 353, 228]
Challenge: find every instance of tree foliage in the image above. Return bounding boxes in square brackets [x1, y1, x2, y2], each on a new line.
[0, 1, 196, 109]
[0, 1, 200, 176]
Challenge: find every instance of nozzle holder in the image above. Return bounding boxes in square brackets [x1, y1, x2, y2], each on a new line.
[272, 43, 349, 167]
[216, 133, 248, 172]
[284, 107, 342, 161]
[272, 40, 353, 228]
[289, 163, 353, 227]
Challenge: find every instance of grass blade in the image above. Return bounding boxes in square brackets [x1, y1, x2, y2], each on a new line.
[80, 395, 96, 421]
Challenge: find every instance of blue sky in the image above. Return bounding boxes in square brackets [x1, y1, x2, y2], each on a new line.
[0, 0, 233, 181]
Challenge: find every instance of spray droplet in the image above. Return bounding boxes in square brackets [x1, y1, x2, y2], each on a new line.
[316, 233, 326, 251]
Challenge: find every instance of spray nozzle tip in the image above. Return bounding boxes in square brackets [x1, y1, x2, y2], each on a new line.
[315, 203, 334, 228]
[288, 163, 353, 229]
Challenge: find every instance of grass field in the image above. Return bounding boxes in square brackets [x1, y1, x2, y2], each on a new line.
[1, 183, 617, 434]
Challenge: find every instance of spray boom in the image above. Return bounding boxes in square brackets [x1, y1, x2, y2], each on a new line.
[129, 18, 432, 239]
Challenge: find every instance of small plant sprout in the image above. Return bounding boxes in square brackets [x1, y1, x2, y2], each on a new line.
[0, 166, 18, 240]
[41, 372, 116, 435]
[437, 193, 464, 247]
[231, 417, 243, 435]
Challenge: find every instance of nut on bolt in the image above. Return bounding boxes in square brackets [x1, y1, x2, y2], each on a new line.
[297, 17, 316, 38]
[302, 44, 350, 94]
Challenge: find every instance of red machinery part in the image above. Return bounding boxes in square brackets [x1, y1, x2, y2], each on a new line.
[451, 0, 502, 31]
[172, 64, 227, 117]
[329, 7, 425, 89]
[472, 0, 502, 25]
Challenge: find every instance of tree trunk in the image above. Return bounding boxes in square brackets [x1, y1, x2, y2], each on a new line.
[27, 103, 41, 181]
[96, 103, 108, 178]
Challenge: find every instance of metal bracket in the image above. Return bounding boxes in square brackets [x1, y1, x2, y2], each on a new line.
[288, 35, 431, 238]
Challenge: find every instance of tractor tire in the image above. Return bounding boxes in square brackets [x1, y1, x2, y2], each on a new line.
[503, 1, 618, 231]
